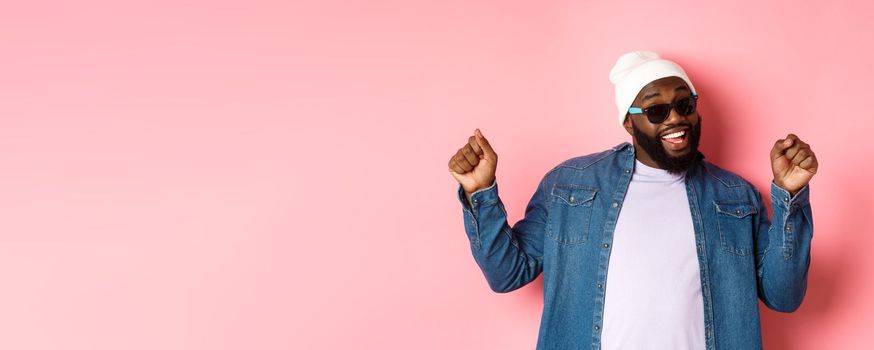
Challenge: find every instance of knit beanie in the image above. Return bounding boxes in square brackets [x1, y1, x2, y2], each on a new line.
[609, 51, 697, 126]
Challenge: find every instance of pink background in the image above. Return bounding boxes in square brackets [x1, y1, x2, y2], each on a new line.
[1, 0, 872, 349]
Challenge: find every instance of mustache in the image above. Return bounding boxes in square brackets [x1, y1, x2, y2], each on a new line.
[660, 123, 693, 136]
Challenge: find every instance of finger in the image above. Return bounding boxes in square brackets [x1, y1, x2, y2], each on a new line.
[771, 137, 794, 161]
[799, 155, 817, 173]
[784, 133, 810, 150]
[453, 155, 474, 172]
[449, 156, 461, 173]
[790, 148, 809, 166]
[794, 137, 808, 148]
[467, 135, 483, 158]
[474, 129, 497, 161]
[460, 145, 480, 166]
[784, 144, 806, 161]
[450, 157, 467, 173]
[449, 157, 464, 173]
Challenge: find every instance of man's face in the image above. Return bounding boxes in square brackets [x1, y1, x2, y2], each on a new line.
[623, 76, 702, 174]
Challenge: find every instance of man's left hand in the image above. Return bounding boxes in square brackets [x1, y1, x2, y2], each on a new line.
[770, 133, 818, 197]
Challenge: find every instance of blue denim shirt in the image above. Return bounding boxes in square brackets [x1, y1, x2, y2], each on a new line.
[456, 142, 813, 350]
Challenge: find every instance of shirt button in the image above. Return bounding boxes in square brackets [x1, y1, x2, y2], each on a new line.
[597, 283, 603, 289]
[785, 226, 791, 232]
[625, 169, 631, 173]
[569, 195, 575, 203]
[603, 243, 609, 248]
[612, 202, 619, 208]
[594, 325, 600, 331]
[472, 198, 478, 204]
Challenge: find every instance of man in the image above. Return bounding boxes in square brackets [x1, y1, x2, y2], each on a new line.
[446, 51, 817, 350]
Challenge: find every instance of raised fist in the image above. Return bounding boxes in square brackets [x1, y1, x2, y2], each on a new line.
[770, 133, 818, 196]
[448, 129, 498, 199]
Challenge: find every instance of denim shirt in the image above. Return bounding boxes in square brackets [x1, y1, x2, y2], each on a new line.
[456, 142, 813, 350]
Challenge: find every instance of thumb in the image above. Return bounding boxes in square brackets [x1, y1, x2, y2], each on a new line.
[475, 128, 497, 161]
[770, 136, 794, 161]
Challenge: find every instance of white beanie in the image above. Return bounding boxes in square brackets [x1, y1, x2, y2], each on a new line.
[609, 51, 696, 126]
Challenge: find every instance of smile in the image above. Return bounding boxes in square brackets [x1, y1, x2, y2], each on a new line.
[660, 129, 689, 149]
[661, 130, 686, 140]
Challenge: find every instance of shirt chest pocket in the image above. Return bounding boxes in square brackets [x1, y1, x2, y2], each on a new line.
[714, 201, 757, 256]
[547, 184, 598, 245]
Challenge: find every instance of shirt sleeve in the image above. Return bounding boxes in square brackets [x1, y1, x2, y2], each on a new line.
[455, 175, 548, 293]
[755, 181, 813, 312]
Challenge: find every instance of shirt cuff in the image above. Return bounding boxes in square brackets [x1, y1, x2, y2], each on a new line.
[457, 178, 499, 213]
[770, 181, 810, 213]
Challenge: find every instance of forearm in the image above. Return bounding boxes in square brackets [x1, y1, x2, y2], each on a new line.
[757, 182, 813, 312]
[458, 180, 543, 293]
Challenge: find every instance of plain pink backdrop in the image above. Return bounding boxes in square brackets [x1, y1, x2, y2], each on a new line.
[1, 0, 872, 349]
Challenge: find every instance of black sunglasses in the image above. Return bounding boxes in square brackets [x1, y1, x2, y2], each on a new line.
[627, 94, 698, 124]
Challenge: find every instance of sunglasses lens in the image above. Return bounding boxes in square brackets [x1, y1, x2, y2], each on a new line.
[677, 96, 698, 115]
[644, 104, 671, 123]
[637, 95, 698, 123]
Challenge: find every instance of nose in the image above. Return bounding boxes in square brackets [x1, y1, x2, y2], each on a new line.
[662, 105, 692, 126]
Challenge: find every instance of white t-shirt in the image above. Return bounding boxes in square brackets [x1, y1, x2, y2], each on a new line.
[601, 160, 705, 350]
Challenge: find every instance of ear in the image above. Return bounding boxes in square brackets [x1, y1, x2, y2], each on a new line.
[623, 114, 633, 136]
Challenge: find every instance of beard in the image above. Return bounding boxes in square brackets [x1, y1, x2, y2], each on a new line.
[632, 117, 703, 175]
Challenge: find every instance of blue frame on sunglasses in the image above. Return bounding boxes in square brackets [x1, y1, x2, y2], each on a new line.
[627, 93, 698, 115]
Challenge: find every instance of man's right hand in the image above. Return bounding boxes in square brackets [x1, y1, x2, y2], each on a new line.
[448, 129, 498, 201]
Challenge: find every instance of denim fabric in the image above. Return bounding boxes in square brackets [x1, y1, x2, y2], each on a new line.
[456, 142, 813, 350]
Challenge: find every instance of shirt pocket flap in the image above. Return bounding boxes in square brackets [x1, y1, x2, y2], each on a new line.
[551, 185, 598, 206]
[715, 202, 757, 218]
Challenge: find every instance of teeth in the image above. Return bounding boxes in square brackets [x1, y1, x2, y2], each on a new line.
[662, 130, 686, 139]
